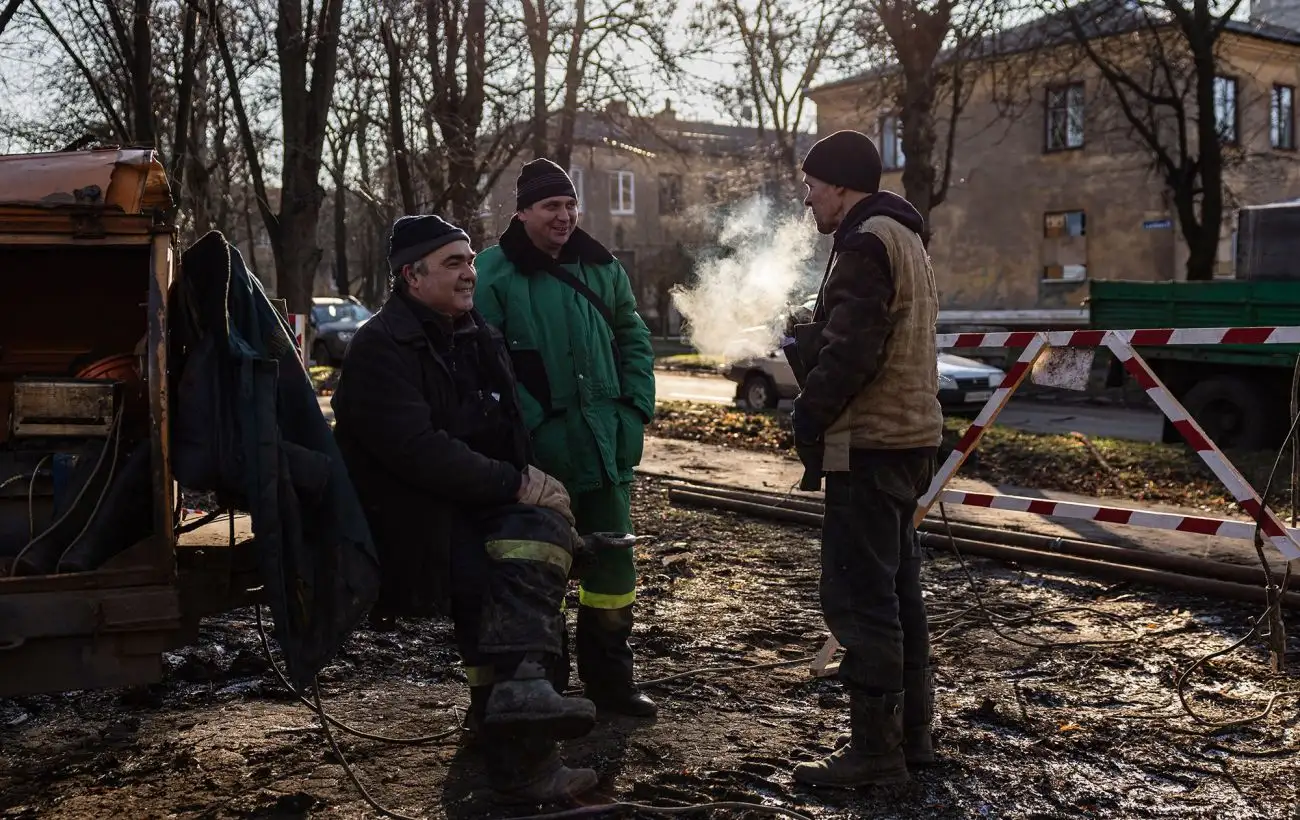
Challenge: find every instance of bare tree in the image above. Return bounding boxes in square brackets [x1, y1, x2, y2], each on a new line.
[857, 0, 1027, 239]
[213, 0, 348, 312]
[521, 0, 685, 169]
[1051, 0, 1248, 281]
[0, 0, 24, 37]
[692, 0, 852, 189]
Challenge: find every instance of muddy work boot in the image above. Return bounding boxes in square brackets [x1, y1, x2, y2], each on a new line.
[795, 691, 908, 788]
[902, 665, 935, 765]
[483, 655, 596, 741]
[834, 667, 935, 765]
[490, 741, 599, 804]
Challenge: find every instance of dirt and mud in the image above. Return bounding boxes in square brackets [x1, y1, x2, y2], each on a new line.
[3, 478, 1300, 819]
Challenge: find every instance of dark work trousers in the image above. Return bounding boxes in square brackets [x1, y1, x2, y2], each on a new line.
[448, 534, 523, 687]
[820, 448, 937, 694]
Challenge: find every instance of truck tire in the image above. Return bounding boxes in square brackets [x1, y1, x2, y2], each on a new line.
[1180, 376, 1271, 451]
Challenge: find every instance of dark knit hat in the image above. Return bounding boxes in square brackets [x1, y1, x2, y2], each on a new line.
[387, 214, 470, 272]
[801, 130, 883, 194]
[516, 158, 578, 210]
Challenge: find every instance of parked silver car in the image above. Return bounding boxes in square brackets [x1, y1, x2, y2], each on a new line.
[724, 348, 1007, 412]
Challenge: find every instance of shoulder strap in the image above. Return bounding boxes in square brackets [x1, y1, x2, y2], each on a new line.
[543, 261, 616, 330]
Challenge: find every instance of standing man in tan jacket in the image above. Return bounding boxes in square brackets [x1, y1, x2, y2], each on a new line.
[787, 130, 943, 788]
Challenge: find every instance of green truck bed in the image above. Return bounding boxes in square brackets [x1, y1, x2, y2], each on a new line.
[1089, 280, 1300, 367]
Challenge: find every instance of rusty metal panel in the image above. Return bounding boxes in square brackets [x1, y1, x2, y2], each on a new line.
[10, 379, 117, 438]
[149, 231, 175, 571]
[0, 583, 180, 696]
[0, 149, 170, 214]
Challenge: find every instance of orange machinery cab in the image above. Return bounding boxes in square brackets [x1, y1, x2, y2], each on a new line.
[0, 149, 204, 696]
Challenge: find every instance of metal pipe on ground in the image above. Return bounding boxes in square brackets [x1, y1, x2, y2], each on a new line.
[665, 487, 1300, 611]
[664, 483, 1275, 588]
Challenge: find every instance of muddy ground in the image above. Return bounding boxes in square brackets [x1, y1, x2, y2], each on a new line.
[3, 478, 1300, 819]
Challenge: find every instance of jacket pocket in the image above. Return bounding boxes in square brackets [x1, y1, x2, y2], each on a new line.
[509, 349, 553, 414]
[614, 400, 645, 472]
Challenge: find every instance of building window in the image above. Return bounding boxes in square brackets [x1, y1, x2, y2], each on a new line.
[1272, 85, 1295, 150]
[658, 173, 682, 215]
[880, 115, 904, 170]
[610, 170, 635, 215]
[1045, 82, 1085, 151]
[1214, 75, 1238, 144]
[570, 167, 585, 212]
[1042, 210, 1087, 282]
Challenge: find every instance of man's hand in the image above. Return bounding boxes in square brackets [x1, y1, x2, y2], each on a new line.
[517, 465, 575, 525]
[784, 304, 814, 339]
[790, 398, 823, 447]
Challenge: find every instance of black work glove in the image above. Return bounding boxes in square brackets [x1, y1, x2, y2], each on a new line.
[790, 397, 823, 449]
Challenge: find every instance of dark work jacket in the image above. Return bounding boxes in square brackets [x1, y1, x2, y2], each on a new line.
[331, 291, 532, 616]
[169, 231, 379, 692]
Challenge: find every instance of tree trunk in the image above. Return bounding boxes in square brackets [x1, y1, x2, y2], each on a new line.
[0, 0, 24, 39]
[130, 0, 154, 148]
[553, 0, 586, 170]
[899, 69, 939, 243]
[1186, 37, 1224, 282]
[522, 0, 550, 158]
[333, 180, 350, 297]
[381, 20, 417, 214]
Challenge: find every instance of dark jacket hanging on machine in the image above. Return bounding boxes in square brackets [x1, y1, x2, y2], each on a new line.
[167, 230, 380, 691]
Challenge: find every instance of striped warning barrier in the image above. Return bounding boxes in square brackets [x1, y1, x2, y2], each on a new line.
[811, 326, 1300, 677]
[937, 489, 1299, 543]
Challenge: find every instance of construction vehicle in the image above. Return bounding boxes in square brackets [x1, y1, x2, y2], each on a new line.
[1089, 201, 1300, 451]
[0, 149, 269, 697]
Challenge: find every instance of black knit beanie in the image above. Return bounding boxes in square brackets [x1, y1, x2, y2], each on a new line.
[516, 158, 578, 210]
[801, 130, 883, 194]
[387, 214, 470, 272]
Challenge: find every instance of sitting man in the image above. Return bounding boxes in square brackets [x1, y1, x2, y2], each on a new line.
[331, 214, 599, 802]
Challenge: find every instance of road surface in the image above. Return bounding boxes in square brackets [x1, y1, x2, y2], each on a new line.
[320, 370, 1165, 444]
[656, 370, 1164, 443]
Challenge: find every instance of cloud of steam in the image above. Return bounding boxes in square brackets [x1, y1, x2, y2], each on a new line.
[671, 198, 823, 362]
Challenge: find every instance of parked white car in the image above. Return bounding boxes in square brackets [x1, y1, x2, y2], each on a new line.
[724, 347, 1006, 412]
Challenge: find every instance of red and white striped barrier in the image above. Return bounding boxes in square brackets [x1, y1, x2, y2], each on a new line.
[942, 326, 1300, 349]
[938, 489, 1299, 543]
[812, 325, 1300, 676]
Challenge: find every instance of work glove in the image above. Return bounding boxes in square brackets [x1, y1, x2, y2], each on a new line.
[790, 398, 823, 448]
[517, 465, 575, 526]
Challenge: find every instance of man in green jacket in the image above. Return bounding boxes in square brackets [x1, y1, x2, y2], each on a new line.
[476, 158, 658, 718]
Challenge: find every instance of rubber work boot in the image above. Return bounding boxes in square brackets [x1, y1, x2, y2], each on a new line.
[794, 691, 909, 788]
[835, 667, 935, 765]
[490, 742, 599, 804]
[577, 604, 658, 718]
[902, 665, 935, 764]
[460, 685, 491, 747]
[483, 656, 596, 740]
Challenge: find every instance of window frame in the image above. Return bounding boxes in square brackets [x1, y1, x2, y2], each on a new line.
[1272, 84, 1296, 151]
[1041, 209, 1088, 284]
[610, 170, 635, 215]
[880, 115, 904, 171]
[657, 172, 683, 216]
[1214, 74, 1240, 146]
[1044, 81, 1086, 153]
[569, 167, 585, 212]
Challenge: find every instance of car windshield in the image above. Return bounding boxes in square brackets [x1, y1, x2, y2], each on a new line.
[313, 303, 371, 323]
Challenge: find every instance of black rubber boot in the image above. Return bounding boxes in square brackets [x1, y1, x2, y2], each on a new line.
[577, 605, 657, 718]
[483, 654, 597, 741]
[487, 736, 599, 804]
[461, 684, 492, 747]
[794, 690, 908, 788]
[902, 665, 935, 765]
[835, 667, 935, 765]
